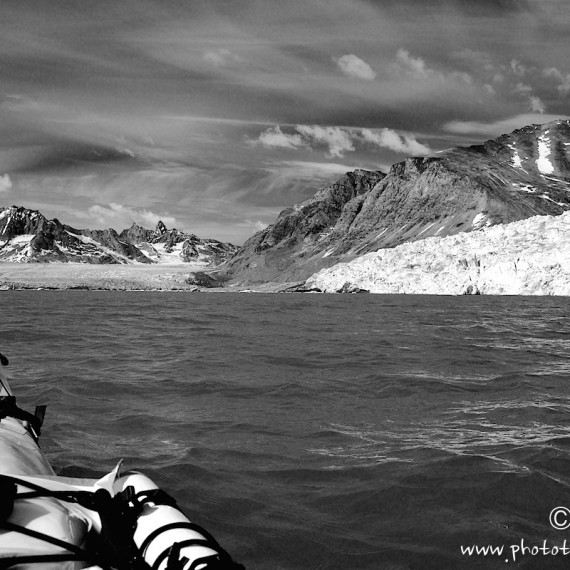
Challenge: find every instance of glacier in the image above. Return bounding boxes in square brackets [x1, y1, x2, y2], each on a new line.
[305, 211, 570, 295]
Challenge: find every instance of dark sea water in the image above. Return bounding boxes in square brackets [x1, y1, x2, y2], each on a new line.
[3, 291, 570, 569]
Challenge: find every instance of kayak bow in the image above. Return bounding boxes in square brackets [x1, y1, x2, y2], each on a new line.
[0, 353, 244, 570]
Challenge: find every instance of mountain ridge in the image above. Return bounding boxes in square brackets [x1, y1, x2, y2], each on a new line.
[0, 206, 237, 265]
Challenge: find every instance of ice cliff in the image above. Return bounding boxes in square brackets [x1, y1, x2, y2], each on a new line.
[305, 211, 570, 295]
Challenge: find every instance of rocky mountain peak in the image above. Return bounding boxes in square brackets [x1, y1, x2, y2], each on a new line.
[0, 205, 49, 241]
[154, 220, 168, 237]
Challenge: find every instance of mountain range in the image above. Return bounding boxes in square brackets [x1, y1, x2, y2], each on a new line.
[222, 119, 570, 285]
[0, 207, 237, 265]
[2, 119, 570, 291]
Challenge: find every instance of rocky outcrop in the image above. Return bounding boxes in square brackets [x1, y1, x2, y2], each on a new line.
[305, 210, 570, 295]
[119, 223, 154, 244]
[0, 206, 237, 265]
[224, 119, 570, 285]
[77, 228, 150, 263]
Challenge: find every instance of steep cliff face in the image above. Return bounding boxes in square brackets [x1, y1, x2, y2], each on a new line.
[0, 207, 236, 265]
[224, 119, 570, 284]
[221, 169, 386, 282]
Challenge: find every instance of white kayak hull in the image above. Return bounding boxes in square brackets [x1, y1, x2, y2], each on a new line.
[0, 387, 242, 570]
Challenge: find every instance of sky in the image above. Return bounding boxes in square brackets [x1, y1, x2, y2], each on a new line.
[1, 0, 570, 244]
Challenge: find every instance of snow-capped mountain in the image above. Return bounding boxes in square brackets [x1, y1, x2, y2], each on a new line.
[224, 119, 570, 284]
[119, 220, 237, 266]
[0, 206, 237, 265]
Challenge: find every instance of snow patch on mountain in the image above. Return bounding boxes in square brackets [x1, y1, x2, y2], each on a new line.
[1, 235, 34, 262]
[472, 212, 491, 229]
[509, 143, 523, 168]
[306, 211, 570, 295]
[536, 134, 555, 174]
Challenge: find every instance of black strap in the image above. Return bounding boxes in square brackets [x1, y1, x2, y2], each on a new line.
[0, 553, 85, 568]
[188, 554, 244, 570]
[139, 522, 221, 558]
[135, 488, 178, 508]
[0, 479, 16, 522]
[0, 474, 55, 493]
[151, 538, 245, 570]
[0, 473, 109, 512]
[152, 539, 217, 570]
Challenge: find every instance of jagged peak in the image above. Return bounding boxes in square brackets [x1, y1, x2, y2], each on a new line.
[154, 220, 168, 235]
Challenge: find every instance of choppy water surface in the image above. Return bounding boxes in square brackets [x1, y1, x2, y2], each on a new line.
[3, 291, 570, 569]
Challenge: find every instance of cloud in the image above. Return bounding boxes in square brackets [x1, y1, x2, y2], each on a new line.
[559, 78, 570, 95]
[0, 175, 12, 193]
[245, 220, 269, 233]
[543, 67, 563, 81]
[514, 82, 532, 95]
[295, 125, 355, 158]
[529, 96, 545, 114]
[333, 54, 376, 81]
[393, 48, 474, 88]
[513, 83, 547, 114]
[510, 59, 527, 77]
[277, 160, 361, 178]
[254, 126, 307, 150]
[203, 48, 242, 68]
[86, 203, 177, 230]
[361, 128, 432, 155]
[543, 67, 570, 95]
[251, 124, 431, 159]
[443, 113, 570, 137]
[395, 49, 433, 78]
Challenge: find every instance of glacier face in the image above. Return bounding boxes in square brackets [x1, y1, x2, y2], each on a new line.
[305, 211, 570, 295]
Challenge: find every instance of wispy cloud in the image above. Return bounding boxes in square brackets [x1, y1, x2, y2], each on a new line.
[203, 48, 243, 68]
[334, 54, 376, 81]
[443, 113, 570, 136]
